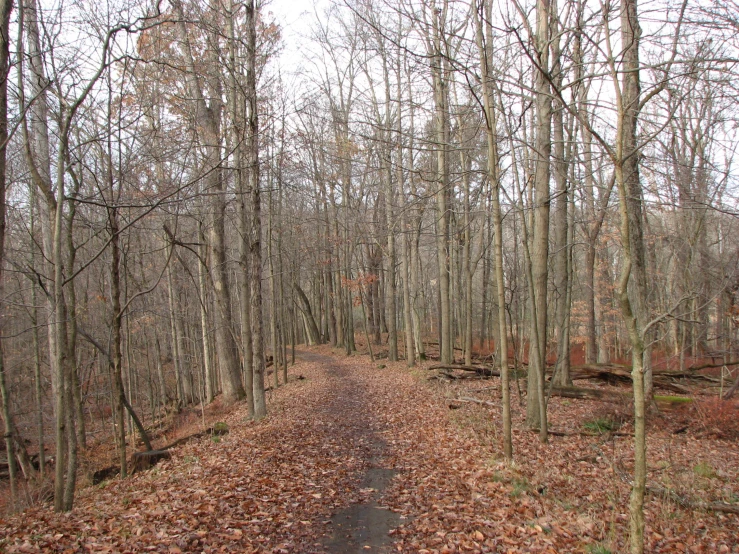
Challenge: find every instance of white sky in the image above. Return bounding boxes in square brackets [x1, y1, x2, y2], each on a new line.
[265, 0, 323, 73]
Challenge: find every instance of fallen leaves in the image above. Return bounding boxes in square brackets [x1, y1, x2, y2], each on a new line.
[0, 346, 737, 553]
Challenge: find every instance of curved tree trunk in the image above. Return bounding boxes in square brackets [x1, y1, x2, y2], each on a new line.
[294, 283, 322, 345]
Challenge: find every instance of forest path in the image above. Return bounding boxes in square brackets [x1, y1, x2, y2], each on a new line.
[3, 347, 738, 552]
[296, 350, 401, 553]
[0, 347, 438, 553]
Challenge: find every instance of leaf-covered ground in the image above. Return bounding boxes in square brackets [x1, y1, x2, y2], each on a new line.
[1, 347, 737, 553]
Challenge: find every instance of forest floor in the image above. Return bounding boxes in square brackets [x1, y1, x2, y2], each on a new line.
[1, 346, 738, 553]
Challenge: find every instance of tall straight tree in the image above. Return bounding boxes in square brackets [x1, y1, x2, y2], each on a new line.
[172, 0, 245, 405]
[576, 0, 686, 548]
[382, 43, 399, 363]
[474, 0, 512, 459]
[525, 0, 552, 441]
[0, 0, 16, 509]
[18, 0, 91, 510]
[550, 0, 573, 387]
[615, 0, 648, 549]
[395, 21, 415, 367]
[227, 0, 255, 415]
[20, 0, 58, 440]
[246, 0, 267, 418]
[426, 0, 453, 365]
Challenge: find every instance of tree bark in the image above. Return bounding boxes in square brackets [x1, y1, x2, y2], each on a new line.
[245, 0, 266, 418]
[0, 0, 17, 503]
[384, 96, 398, 362]
[173, 0, 245, 405]
[617, 1, 647, 550]
[550, 1, 572, 387]
[108, 205, 128, 476]
[197, 223, 215, 403]
[525, 0, 552, 444]
[475, 0, 512, 459]
[429, 1, 453, 365]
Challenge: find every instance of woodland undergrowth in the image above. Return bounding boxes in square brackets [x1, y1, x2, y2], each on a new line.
[0, 345, 737, 553]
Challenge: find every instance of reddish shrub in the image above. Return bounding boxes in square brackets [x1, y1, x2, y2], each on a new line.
[690, 398, 739, 439]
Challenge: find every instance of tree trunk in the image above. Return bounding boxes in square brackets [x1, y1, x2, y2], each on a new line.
[430, 3, 453, 365]
[384, 145, 398, 362]
[246, 0, 266, 419]
[526, 0, 552, 443]
[0, 0, 18, 506]
[173, 0, 244, 405]
[166, 259, 185, 405]
[475, 0, 511, 459]
[197, 223, 215, 403]
[394, 45, 415, 367]
[614, 0, 648, 549]
[407, 82, 425, 361]
[109, 206, 128, 477]
[21, 0, 59, 416]
[294, 283, 321, 345]
[30, 196, 45, 477]
[551, 2, 572, 387]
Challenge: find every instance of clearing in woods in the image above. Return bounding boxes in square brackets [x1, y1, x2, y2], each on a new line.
[0, 346, 737, 552]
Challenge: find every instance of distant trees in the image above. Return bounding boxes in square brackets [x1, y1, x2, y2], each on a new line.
[0, 3, 738, 549]
[0, 0, 283, 511]
[280, 2, 737, 552]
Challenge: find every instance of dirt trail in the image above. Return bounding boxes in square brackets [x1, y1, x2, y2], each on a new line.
[0, 348, 411, 553]
[4, 347, 736, 553]
[298, 350, 401, 553]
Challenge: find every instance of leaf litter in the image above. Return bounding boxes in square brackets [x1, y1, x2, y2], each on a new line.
[0, 346, 737, 553]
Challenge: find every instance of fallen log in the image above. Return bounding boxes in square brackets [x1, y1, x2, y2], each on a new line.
[567, 364, 632, 384]
[550, 386, 693, 410]
[428, 364, 500, 377]
[429, 371, 459, 381]
[429, 361, 714, 397]
[162, 424, 229, 450]
[657, 371, 719, 383]
[163, 433, 203, 450]
[566, 364, 717, 395]
[648, 485, 739, 514]
[130, 450, 172, 474]
[568, 360, 738, 375]
[446, 396, 497, 409]
[550, 385, 630, 402]
[91, 424, 229, 483]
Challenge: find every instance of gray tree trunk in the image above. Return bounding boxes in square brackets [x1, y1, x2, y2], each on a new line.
[474, 0, 512, 458]
[397, 58, 415, 367]
[526, 0, 552, 443]
[246, 0, 266, 418]
[197, 223, 215, 403]
[173, 0, 245, 405]
[0, 0, 17, 502]
[617, 0, 648, 550]
[551, 3, 572, 387]
[429, 2, 453, 364]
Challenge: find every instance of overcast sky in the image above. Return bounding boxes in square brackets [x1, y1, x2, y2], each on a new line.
[266, 0, 321, 74]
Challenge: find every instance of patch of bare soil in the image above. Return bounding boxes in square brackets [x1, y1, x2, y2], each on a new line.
[297, 351, 400, 553]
